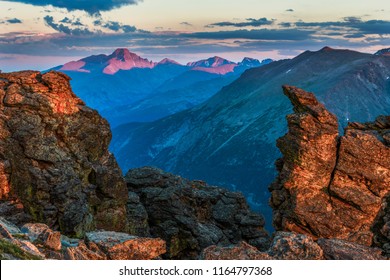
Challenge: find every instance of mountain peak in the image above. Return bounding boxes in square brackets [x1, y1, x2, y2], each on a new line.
[374, 48, 390, 56]
[186, 56, 237, 74]
[158, 58, 181, 65]
[104, 48, 155, 74]
[109, 48, 139, 61]
[320, 46, 335, 52]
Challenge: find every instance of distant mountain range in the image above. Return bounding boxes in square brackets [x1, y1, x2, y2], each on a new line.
[110, 47, 390, 228]
[53, 48, 272, 126]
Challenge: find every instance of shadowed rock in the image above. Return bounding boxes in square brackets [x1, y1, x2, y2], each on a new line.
[125, 167, 270, 259]
[0, 71, 129, 237]
[317, 238, 386, 260]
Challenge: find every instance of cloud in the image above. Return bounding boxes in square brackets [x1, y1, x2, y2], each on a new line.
[60, 17, 84, 26]
[5, 0, 142, 15]
[206, 18, 274, 28]
[59, 17, 71, 24]
[182, 28, 315, 41]
[44, 16, 141, 35]
[43, 16, 93, 36]
[180, 22, 193, 26]
[102, 21, 137, 33]
[6, 18, 23, 24]
[353, 20, 390, 35]
[293, 17, 390, 35]
[279, 22, 292, 28]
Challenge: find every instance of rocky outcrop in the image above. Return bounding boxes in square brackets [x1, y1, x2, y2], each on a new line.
[125, 167, 270, 259]
[0, 71, 128, 237]
[85, 231, 166, 260]
[202, 232, 322, 260]
[0, 217, 166, 260]
[267, 232, 324, 260]
[202, 232, 386, 260]
[270, 85, 390, 253]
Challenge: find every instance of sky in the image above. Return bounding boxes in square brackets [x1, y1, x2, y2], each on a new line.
[0, 0, 389, 71]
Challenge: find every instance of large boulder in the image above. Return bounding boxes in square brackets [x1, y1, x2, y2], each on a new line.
[0, 71, 128, 237]
[317, 238, 386, 260]
[125, 167, 270, 259]
[85, 231, 166, 260]
[270, 85, 390, 251]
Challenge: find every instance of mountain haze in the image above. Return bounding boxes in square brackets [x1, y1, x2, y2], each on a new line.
[54, 49, 272, 127]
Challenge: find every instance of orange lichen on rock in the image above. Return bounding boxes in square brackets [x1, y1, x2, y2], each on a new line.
[270, 85, 390, 251]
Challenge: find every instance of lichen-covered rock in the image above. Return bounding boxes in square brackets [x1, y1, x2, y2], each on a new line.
[21, 223, 50, 241]
[201, 242, 271, 260]
[0, 238, 43, 260]
[127, 191, 150, 237]
[270, 85, 390, 249]
[317, 238, 386, 260]
[0, 71, 128, 237]
[85, 231, 166, 260]
[267, 232, 324, 260]
[21, 223, 61, 251]
[125, 167, 270, 259]
[64, 241, 107, 260]
[0, 217, 21, 236]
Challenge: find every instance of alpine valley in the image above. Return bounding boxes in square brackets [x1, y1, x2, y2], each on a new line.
[106, 47, 390, 227]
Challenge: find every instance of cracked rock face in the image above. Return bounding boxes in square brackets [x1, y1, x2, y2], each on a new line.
[125, 167, 270, 259]
[0, 71, 128, 237]
[270, 85, 390, 251]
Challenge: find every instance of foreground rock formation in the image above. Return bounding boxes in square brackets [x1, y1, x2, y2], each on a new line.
[0, 71, 128, 236]
[0, 218, 166, 260]
[125, 167, 270, 259]
[202, 232, 385, 260]
[270, 85, 390, 255]
[1, 71, 388, 260]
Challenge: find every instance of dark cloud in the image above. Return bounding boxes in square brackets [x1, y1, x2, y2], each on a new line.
[7, 18, 22, 24]
[279, 22, 292, 28]
[286, 9, 294, 12]
[43, 15, 93, 36]
[45, 16, 139, 34]
[59, 17, 84, 26]
[344, 33, 366, 39]
[99, 20, 137, 33]
[0, 18, 23, 24]
[353, 20, 390, 35]
[182, 28, 315, 41]
[293, 18, 390, 35]
[59, 17, 71, 24]
[6, 0, 141, 15]
[206, 18, 274, 28]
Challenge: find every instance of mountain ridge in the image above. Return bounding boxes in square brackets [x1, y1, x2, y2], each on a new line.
[57, 48, 273, 75]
